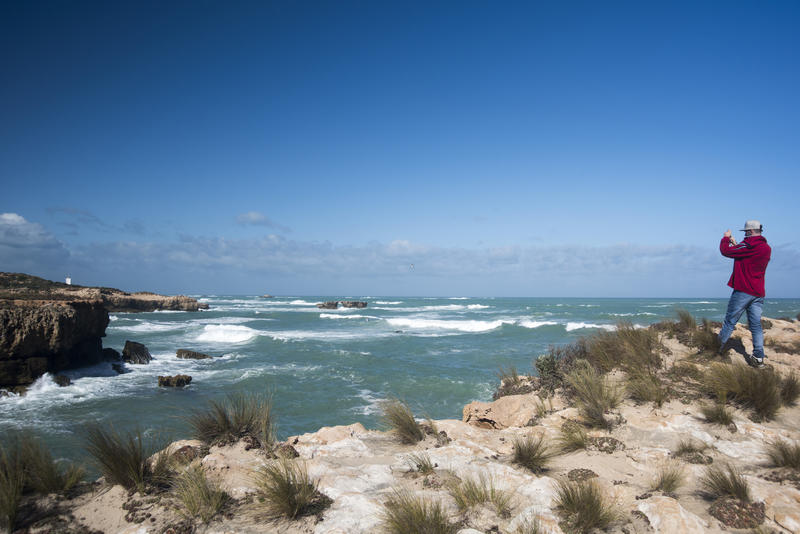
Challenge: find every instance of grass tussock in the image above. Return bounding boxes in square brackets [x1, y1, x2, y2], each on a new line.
[84, 424, 170, 492]
[173, 463, 230, 523]
[692, 319, 722, 354]
[553, 479, 619, 534]
[704, 363, 783, 421]
[765, 439, 800, 469]
[187, 392, 275, 448]
[254, 458, 330, 520]
[447, 472, 512, 517]
[405, 452, 435, 475]
[699, 463, 751, 502]
[676, 309, 697, 332]
[584, 322, 662, 375]
[0, 433, 85, 532]
[675, 439, 707, 457]
[700, 401, 735, 426]
[627, 374, 667, 407]
[380, 489, 457, 534]
[512, 433, 553, 473]
[650, 462, 686, 493]
[780, 372, 800, 406]
[380, 398, 423, 444]
[557, 421, 589, 453]
[497, 365, 521, 387]
[566, 361, 622, 429]
[514, 516, 545, 534]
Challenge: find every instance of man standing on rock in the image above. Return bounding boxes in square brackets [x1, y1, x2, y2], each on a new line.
[718, 220, 772, 367]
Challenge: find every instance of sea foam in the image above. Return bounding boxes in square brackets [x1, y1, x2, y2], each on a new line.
[196, 325, 259, 343]
[386, 317, 510, 333]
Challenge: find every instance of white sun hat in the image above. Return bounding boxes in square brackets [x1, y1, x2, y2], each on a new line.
[740, 220, 762, 231]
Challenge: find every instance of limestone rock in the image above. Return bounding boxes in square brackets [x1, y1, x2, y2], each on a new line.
[462, 394, 541, 429]
[175, 349, 211, 360]
[637, 495, 708, 533]
[0, 299, 108, 387]
[122, 340, 152, 364]
[157, 374, 192, 387]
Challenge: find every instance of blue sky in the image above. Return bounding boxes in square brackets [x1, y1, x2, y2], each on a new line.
[1, 1, 798, 296]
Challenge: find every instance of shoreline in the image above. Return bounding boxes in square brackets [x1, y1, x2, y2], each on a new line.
[2, 315, 800, 533]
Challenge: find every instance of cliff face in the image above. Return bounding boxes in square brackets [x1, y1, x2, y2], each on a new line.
[0, 272, 208, 312]
[0, 300, 109, 387]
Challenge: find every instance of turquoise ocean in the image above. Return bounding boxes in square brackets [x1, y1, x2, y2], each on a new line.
[2, 296, 798, 466]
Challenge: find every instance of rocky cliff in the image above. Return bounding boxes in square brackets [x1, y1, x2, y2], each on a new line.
[0, 272, 208, 312]
[0, 299, 109, 387]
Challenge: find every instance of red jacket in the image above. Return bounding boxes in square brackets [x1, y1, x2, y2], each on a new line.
[720, 235, 771, 297]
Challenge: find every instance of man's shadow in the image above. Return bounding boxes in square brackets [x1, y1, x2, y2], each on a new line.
[725, 337, 748, 358]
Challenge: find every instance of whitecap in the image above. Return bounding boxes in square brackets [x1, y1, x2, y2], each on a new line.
[565, 322, 616, 332]
[196, 325, 259, 343]
[374, 301, 402, 305]
[319, 313, 376, 320]
[449, 297, 469, 300]
[109, 321, 182, 333]
[386, 317, 511, 333]
[518, 320, 559, 329]
[467, 304, 490, 309]
[109, 315, 118, 321]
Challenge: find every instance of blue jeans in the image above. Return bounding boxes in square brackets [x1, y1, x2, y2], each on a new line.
[718, 290, 765, 358]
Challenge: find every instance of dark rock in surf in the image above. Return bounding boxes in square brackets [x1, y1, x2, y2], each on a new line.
[176, 349, 212, 360]
[53, 374, 71, 387]
[317, 301, 339, 309]
[122, 340, 152, 364]
[158, 374, 192, 387]
[340, 301, 368, 308]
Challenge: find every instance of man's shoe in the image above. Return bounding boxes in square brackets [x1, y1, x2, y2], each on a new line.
[745, 354, 765, 368]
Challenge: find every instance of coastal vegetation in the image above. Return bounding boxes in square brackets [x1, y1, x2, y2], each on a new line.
[380, 489, 457, 534]
[649, 462, 686, 493]
[512, 433, 553, 473]
[172, 463, 230, 523]
[699, 462, 751, 502]
[254, 458, 331, 520]
[446, 472, 513, 517]
[186, 392, 276, 448]
[553, 478, 619, 534]
[765, 439, 800, 469]
[380, 398, 424, 444]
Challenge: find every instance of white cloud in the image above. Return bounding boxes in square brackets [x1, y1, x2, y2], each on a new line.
[235, 211, 291, 232]
[0, 212, 70, 273]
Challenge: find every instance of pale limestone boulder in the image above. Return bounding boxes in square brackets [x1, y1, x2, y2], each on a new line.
[750, 476, 800, 533]
[637, 495, 708, 533]
[462, 393, 542, 429]
[313, 493, 383, 534]
[201, 441, 264, 498]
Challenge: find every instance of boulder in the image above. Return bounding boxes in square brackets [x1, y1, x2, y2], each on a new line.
[340, 301, 368, 308]
[122, 340, 152, 364]
[53, 374, 71, 387]
[0, 299, 108, 387]
[317, 301, 339, 309]
[158, 375, 192, 387]
[176, 349, 212, 360]
[462, 394, 542, 429]
[111, 363, 128, 374]
[102, 347, 121, 361]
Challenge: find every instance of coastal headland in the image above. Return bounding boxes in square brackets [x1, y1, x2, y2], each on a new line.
[2, 306, 799, 533]
[0, 273, 207, 388]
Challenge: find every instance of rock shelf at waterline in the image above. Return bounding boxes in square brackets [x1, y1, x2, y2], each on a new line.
[4, 316, 800, 533]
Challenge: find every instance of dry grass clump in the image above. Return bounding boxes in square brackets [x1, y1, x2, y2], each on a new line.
[405, 452, 435, 475]
[84, 424, 171, 492]
[765, 439, 800, 469]
[584, 322, 661, 375]
[514, 516, 545, 534]
[700, 401, 735, 426]
[447, 472, 512, 517]
[699, 463, 751, 502]
[494, 365, 535, 399]
[676, 309, 697, 332]
[667, 362, 704, 382]
[650, 462, 686, 493]
[780, 372, 800, 406]
[380, 398, 424, 444]
[566, 361, 622, 429]
[254, 458, 331, 520]
[187, 392, 275, 448]
[497, 365, 521, 387]
[535, 340, 591, 394]
[380, 489, 457, 534]
[173, 463, 230, 523]
[765, 339, 800, 355]
[692, 319, 722, 354]
[0, 433, 85, 531]
[557, 421, 589, 453]
[627, 374, 667, 407]
[704, 363, 783, 421]
[553, 478, 619, 534]
[512, 433, 553, 473]
[675, 439, 707, 457]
